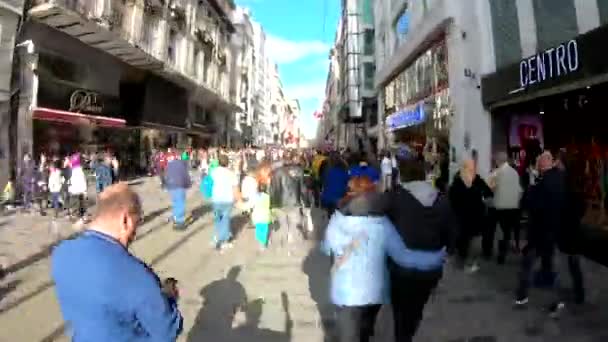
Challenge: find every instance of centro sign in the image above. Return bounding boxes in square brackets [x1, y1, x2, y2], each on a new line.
[519, 39, 579, 88]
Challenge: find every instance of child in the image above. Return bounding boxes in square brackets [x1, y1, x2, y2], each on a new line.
[251, 183, 271, 250]
[48, 161, 64, 218]
[240, 171, 258, 216]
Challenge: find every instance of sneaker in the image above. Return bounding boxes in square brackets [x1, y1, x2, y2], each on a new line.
[548, 302, 565, 319]
[466, 263, 480, 274]
[515, 297, 529, 307]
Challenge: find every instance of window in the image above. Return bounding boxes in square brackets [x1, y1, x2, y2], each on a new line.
[363, 62, 375, 90]
[395, 6, 410, 46]
[360, 0, 374, 25]
[490, 0, 522, 68]
[599, 0, 608, 25]
[168, 29, 177, 66]
[533, 0, 578, 51]
[363, 29, 374, 55]
[194, 47, 202, 80]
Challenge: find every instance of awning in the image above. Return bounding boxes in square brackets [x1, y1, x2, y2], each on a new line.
[33, 107, 126, 128]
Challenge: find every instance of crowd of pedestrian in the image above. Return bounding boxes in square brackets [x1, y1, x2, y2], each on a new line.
[39, 140, 593, 341]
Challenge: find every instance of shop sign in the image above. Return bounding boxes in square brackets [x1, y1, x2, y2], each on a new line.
[69, 90, 103, 114]
[519, 39, 579, 89]
[386, 102, 425, 131]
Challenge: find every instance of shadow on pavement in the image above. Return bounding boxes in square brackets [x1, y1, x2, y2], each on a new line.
[187, 266, 292, 342]
[302, 207, 335, 342]
[142, 207, 171, 226]
[0, 280, 20, 303]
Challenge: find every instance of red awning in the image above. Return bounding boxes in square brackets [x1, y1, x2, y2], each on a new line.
[33, 107, 126, 128]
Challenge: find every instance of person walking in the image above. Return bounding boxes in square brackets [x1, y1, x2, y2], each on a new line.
[515, 151, 585, 317]
[48, 161, 64, 218]
[20, 153, 36, 212]
[51, 183, 183, 341]
[251, 182, 271, 250]
[320, 153, 349, 217]
[94, 155, 113, 195]
[487, 152, 523, 264]
[68, 153, 88, 224]
[384, 158, 456, 341]
[164, 152, 192, 230]
[210, 154, 240, 250]
[448, 157, 493, 273]
[322, 175, 447, 342]
[269, 151, 307, 252]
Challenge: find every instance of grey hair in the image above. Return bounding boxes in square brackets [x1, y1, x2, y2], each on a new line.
[495, 152, 508, 165]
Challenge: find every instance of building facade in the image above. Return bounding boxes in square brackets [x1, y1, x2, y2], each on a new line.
[319, 19, 343, 149]
[2, 0, 243, 184]
[230, 6, 254, 145]
[0, 0, 24, 189]
[481, 0, 608, 225]
[251, 20, 273, 146]
[337, 0, 376, 151]
[375, 0, 495, 177]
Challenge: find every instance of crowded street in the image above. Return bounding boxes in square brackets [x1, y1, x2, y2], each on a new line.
[1, 176, 608, 341]
[3, 0, 608, 341]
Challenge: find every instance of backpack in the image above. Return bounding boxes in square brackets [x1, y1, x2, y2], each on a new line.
[201, 174, 214, 199]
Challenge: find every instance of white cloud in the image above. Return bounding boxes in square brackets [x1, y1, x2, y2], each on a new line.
[266, 35, 330, 64]
[285, 82, 325, 101]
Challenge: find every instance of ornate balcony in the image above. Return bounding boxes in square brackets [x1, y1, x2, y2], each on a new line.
[28, 0, 164, 70]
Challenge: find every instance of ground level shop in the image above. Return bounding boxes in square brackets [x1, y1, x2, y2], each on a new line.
[383, 38, 451, 184]
[482, 23, 608, 230]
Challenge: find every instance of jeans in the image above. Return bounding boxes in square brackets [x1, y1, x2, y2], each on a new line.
[213, 203, 233, 243]
[168, 188, 187, 225]
[390, 267, 442, 342]
[517, 241, 585, 303]
[50, 192, 61, 217]
[335, 304, 381, 342]
[69, 193, 85, 218]
[276, 207, 304, 245]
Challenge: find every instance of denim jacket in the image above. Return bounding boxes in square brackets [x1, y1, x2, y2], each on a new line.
[321, 211, 446, 307]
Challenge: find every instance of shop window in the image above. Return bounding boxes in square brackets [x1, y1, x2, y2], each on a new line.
[490, 0, 522, 69]
[363, 29, 374, 55]
[599, 0, 608, 25]
[533, 0, 578, 51]
[363, 62, 375, 90]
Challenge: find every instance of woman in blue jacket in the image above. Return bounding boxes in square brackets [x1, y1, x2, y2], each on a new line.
[321, 176, 445, 342]
[320, 153, 349, 216]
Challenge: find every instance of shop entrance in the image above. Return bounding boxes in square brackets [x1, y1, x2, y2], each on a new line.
[494, 82, 608, 227]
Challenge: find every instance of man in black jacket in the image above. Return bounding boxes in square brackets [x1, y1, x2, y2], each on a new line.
[270, 151, 307, 252]
[516, 151, 585, 317]
[384, 157, 457, 342]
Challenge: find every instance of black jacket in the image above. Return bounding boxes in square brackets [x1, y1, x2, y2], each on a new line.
[386, 182, 458, 252]
[270, 164, 306, 208]
[448, 173, 493, 236]
[525, 167, 568, 248]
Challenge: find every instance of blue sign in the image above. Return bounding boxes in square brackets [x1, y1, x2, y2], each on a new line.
[386, 102, 425, 131]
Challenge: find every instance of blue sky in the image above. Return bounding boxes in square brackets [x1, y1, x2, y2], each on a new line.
[236, 0, 341, 139]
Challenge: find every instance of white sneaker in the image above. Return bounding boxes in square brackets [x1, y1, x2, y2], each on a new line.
[466, 263, 480, 274]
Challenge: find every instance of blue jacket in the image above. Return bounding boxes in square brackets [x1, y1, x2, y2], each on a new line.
[51, 230, 183, 342]
[320, 167, 349, 207]
[321, 211, 446, 307]
[164, 160, 191, 190]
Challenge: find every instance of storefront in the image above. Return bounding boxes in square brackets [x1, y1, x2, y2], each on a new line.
[383, 38, 452, 181]
[482, 23, 608, 228]
[34, 75, 127, 157]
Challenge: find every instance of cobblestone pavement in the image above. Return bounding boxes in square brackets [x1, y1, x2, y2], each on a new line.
[1, 186, 608, 341]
